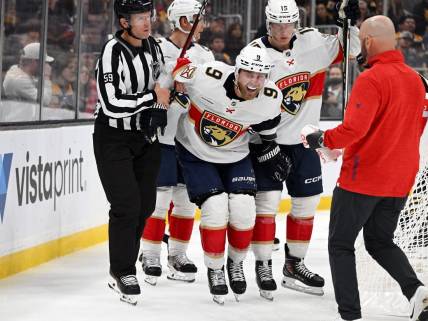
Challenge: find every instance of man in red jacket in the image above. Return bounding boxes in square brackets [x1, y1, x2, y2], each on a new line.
[302, 15, 428, 321]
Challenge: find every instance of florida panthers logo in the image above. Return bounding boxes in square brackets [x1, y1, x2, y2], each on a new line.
[276, 72, 310, 115]
[199, 111, 243, 147]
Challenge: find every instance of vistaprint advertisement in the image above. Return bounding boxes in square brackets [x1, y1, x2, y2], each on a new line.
[0, 125, 108, 257]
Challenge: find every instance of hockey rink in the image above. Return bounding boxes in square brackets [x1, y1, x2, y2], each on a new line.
[0, 212, 408, 321]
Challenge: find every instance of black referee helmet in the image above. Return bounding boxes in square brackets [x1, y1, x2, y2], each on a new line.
[114, 0, 154, 19]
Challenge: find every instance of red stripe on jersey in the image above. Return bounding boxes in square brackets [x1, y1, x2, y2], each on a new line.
[142, 217, 166, 242]
[306, 72, 327, 99]
[200, 226, 227, 255]
[286, 215, 314, 242]
[228, 225, 254, 250]
[332, 44, 344, 65]
[252, 215, 275, 242]
[188, 103, 203, 126]
[169, 215, 194, 242]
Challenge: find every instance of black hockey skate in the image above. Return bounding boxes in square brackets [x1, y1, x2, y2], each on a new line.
[108, 270, 140, 305]
[226, 257, 247, 302]
[255, 260, 277, 301]
[207, 267, 228, 305]
[142, 255, 162, 286]
[281, 244, 324, 296]
[167, 253, 197, 282]
[272, 237, 281, 251]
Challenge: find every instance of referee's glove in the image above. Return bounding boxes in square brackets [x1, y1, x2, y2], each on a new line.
[140, 103, 168, 143]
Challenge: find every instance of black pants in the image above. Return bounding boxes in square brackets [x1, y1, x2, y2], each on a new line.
[329, 187, 423, 320]
[93, 124, 161, 277]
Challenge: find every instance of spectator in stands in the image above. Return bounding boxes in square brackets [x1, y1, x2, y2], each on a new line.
[315, 2, 335, 25]
[78, 65, 97, 114]
[199, 16, 225, 46]
[356, 0, 373, 27]
[3, 42, 53, 105]
[209, 33, 232, 65]
[397, 15, 424, 45]
[412, 0, 428, 36]
[396, 31, 426, 68]
[388, 0, 409, 29]
[224, 22, 245, 64]
[50, 52, 77, 110]
[47, 0, 76, 55]
[321, 66, 343, 118]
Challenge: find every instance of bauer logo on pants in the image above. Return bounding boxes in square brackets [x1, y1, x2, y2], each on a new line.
[199, 111, 243, 147]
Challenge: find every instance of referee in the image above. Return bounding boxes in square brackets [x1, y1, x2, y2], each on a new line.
[93, 0, 170, 304]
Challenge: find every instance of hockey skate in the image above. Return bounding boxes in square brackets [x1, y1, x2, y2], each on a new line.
[167, 253, 197, 282]
[226, 257, 247, 302]
[281, 244, 324, 296]
[272, 237, 280, 251]
[141, 255, 162, 286]
[108, 271, 140, 305]
[207, 267, 228, 305]
[255, 260, 277, 301]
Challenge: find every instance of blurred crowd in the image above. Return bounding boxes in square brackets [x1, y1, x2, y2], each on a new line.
[1, 0, 428, 121]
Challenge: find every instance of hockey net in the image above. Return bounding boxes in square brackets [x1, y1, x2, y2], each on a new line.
[355, 124, 428, 317]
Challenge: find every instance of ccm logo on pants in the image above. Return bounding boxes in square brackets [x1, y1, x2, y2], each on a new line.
[304, 175, 322, 184]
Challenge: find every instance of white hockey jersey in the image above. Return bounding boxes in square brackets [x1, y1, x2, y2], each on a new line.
[250, 26, 360, 145]
[174, 61, 283, 163]
[156, 37, 214, 145]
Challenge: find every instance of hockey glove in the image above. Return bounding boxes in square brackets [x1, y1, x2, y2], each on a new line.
[336, 0, 360, 26]
[301, 124, 325, 149]
[172, 57, 192, 75]
[254, 141, 291, 182]
[140, 103, 168, 143]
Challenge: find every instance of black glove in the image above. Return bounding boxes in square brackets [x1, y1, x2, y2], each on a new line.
[336, 0, 360, 26]
[139, 103, 168, 143]
[254, 141, 291, 182]
[305, 130, 325, 149]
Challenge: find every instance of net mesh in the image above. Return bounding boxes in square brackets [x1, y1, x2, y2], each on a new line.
[355, 124, 428, 316]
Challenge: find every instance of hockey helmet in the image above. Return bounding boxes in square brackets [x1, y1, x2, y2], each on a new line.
[167, 0, 203, 32]
[114, 0, 154, 19]
[265, 0, 300, 24]
[235, 46, 273, 75]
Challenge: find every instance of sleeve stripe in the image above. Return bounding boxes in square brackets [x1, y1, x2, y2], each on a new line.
[97, 41, 155, 118]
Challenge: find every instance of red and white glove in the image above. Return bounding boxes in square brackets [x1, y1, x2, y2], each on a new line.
[172, 57, 192, 75]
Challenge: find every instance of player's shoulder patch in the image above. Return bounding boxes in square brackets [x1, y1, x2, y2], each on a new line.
[263, 85, 280, 100]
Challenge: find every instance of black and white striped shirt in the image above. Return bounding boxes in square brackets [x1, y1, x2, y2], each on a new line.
[94, 30, 164, 131]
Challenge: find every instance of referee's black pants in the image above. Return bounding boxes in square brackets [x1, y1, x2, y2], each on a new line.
[329, 186, 424, 320]
[93, 124, 161, 277]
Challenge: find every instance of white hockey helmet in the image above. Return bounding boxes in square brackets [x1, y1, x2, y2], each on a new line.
[265, 0, 300, 24]
[235, 46, 273, 75]
[167, 0, 202, 33]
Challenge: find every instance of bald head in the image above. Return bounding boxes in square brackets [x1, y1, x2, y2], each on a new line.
[359, 16, 396, 59]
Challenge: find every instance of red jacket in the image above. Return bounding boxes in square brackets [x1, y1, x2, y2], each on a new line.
[324, 50, 427, 197]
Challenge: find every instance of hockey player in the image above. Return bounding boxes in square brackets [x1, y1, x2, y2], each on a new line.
[94, 0, 169, 305]
[248, 0, 361, 299]
[168, 46, 290, 304]
[140, 0, 214, 285]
